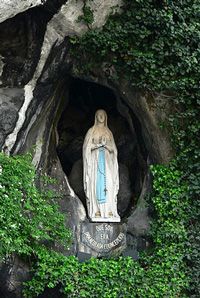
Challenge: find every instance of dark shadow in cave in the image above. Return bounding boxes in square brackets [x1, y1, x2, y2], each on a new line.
[57, 78, 147, 218]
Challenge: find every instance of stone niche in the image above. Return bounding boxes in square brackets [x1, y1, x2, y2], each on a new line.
[56, 77, 148, 257]
[57, 78, 147, 217]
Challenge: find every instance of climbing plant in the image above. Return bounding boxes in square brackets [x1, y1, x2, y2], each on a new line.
[0, 152, 71, 267]
[23, 164, 189, 297]
[0, 152, 190, 297]
[77, 1, 94, 27]
[68, 0, 200, 296]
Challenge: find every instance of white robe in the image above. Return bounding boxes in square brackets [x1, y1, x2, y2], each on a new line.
[83, 126, 120, 222]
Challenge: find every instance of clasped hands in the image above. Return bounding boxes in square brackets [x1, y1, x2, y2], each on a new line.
[92, 136, 113, 153]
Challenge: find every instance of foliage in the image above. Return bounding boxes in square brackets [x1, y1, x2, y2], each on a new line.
[22, 164, 189, 297]
[69, 0, 200, 296]
[0, 153, 189, 297]
[77, 1, 94, 27]
[0, 152, 71, 264]
[0, 153, 188, 297]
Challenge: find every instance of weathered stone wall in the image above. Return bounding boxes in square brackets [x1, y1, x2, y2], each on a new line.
[0, 0, 45, 24]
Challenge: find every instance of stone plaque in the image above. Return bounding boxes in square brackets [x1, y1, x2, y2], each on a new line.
[81, 222, 126, 253]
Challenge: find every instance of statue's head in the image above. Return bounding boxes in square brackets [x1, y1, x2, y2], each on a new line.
[95, 109, 107, 126]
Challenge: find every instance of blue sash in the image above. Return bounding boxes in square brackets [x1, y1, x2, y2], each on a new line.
[96, 147, 107, 204]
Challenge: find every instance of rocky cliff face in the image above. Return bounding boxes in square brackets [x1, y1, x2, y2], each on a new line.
[0, 1, 173, 297]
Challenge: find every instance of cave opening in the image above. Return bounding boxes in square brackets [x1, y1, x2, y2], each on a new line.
[57, 78, 147, 218]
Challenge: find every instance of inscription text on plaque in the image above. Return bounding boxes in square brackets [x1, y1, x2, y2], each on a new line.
[81, 223, 126, 253]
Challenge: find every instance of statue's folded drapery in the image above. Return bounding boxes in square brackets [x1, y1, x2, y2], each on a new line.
[83, 110, 120, 222]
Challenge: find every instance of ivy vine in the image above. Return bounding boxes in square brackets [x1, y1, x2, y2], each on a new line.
[69, 0, 200, 296]
[23, 164, 189, 297]
[0, 152, 71, 277]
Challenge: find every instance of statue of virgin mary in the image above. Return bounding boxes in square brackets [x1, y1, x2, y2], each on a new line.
[83, 109, 120, 222]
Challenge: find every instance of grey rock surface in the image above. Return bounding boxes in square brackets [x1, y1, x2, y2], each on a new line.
[0, 255, 30, 298]
[0, 88, 24, 148]
[0, 0, 45, 24]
